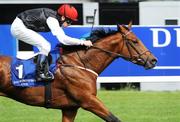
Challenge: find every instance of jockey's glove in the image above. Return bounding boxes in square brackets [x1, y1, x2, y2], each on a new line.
[81, 40, 93, 47]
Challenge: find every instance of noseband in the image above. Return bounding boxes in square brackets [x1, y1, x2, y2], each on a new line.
[92, 31, 151, 66]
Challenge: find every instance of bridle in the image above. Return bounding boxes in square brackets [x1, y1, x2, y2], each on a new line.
[91, 30, 151, 66]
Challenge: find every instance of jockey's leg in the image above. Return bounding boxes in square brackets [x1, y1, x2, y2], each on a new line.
[11, 17, 54, 81]
[36, 54, 54, 82]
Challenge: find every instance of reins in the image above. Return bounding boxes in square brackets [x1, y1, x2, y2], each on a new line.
[92, 45, 126, 59]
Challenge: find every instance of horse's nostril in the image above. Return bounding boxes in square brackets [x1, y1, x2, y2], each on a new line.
[151, 59, 157, 65]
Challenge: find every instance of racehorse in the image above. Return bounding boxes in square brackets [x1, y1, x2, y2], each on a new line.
[0, 22, 157, 122]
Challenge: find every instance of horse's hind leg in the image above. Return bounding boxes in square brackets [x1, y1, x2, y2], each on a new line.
[0, 92, 7, 97]
[80, 95, 121, 122]
[62, 108, 78, 122]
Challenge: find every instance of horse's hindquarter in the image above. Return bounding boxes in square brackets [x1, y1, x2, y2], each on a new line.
[0, 56, 46, 106]
[0, 56, 55, 107]
[0, 57, 81, 109]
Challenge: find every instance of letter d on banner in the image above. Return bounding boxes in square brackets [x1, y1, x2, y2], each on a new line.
[174, 28, 180, 47]
[150, 28, 171, 47]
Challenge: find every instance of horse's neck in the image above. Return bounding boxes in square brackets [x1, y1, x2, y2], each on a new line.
[86, 48, 116, 74]
[80, 34, 121, 74]
[61, 33, 122, 75]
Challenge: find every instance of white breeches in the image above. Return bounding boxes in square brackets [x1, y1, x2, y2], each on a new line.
[11, 17, 51, 56]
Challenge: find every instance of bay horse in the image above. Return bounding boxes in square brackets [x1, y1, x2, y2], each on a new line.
[0, 22, 157, 122]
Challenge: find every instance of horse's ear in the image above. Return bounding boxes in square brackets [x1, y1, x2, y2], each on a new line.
[118, 24, 124, 33]
[117, 24, 121, 32]
[128, 21, 132, 29]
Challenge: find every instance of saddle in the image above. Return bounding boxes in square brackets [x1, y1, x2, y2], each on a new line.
[11, 46, 61, 87]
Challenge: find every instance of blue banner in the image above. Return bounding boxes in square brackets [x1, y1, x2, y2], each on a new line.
[0, 25, 16, 56]
[64, 26, 180, 76]
[1, 25, 180, 76]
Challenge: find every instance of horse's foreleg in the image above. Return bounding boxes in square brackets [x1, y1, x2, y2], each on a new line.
[81, 95, 121, 122]
[62, 67, 121, 122]
[65, 83, 121, 121]
[62, 108, 78, 122]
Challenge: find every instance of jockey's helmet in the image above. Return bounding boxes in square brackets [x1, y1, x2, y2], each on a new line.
[58, 4, 78, 21]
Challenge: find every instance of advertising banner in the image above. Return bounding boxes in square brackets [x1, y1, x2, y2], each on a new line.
[1, 25, 180, 78]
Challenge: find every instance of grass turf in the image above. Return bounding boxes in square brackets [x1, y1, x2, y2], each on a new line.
[0, 91, 180, 122]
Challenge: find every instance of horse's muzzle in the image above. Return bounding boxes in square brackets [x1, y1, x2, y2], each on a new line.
[144, 58, 158, 69]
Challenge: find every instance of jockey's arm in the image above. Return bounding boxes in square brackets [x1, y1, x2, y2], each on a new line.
[46, 17, 91, 46]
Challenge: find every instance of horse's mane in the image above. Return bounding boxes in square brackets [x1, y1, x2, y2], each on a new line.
[61, 28, 118, 53]
[87, 28, 118, 43]
[87, 25, 130, 42]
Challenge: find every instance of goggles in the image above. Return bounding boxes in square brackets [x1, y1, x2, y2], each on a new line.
[65, 18, 72, 25]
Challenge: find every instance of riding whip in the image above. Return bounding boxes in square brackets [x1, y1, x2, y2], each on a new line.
[90, 9, 97, 35]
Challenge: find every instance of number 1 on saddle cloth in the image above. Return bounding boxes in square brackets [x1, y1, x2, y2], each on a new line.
[11, 45, 61, 87]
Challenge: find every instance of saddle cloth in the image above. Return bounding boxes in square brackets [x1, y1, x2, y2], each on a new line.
[11, 48, 60, 87]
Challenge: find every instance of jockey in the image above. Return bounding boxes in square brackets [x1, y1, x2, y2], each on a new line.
[11, 4, 93, 82]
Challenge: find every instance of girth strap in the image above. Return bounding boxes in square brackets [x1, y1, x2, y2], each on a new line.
[44, 82, 52, 108]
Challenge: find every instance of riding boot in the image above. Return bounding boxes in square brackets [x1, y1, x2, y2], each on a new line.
[36, 54, 54, 82]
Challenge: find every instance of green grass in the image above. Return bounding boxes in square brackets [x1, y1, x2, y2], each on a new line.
[0, 91, 180, 122]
